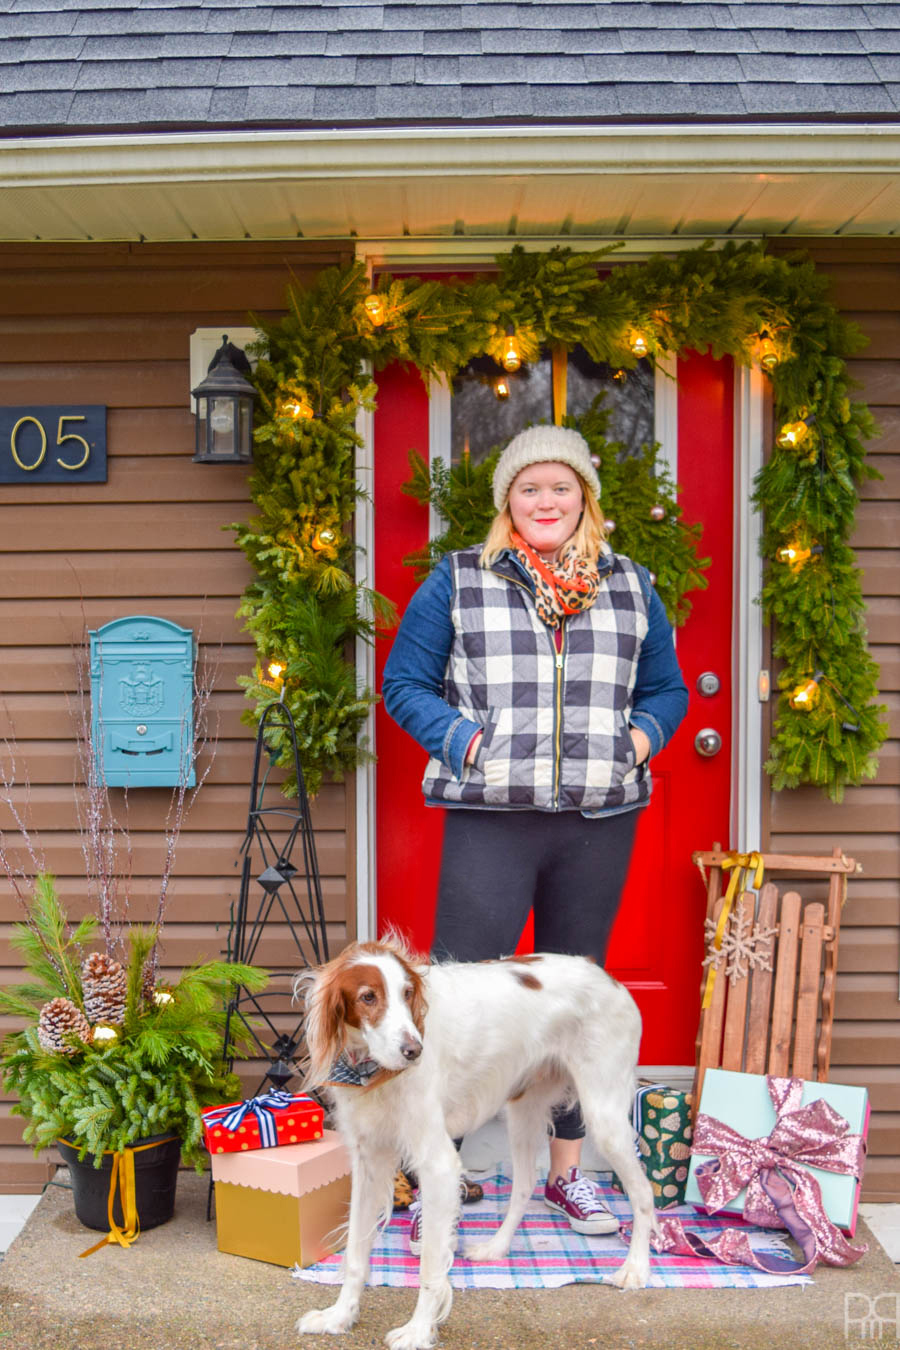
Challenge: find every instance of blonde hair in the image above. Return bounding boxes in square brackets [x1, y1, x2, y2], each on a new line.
[480, 474, 607, 568]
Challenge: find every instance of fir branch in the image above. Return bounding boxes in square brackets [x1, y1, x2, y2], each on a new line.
[124, 927, 157, 1033]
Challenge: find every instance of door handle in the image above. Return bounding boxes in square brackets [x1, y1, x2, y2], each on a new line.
[694, 728, 722, 758]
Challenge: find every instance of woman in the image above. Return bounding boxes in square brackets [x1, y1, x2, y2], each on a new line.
[383, 424, 688, 1240]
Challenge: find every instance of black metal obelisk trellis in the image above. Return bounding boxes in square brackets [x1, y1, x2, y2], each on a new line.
[221, 698, 329, 1095]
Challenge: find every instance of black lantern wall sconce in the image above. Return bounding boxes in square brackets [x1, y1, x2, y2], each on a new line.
[191, 334, 255, 464]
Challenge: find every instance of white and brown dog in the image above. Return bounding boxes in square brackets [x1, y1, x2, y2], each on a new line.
[296, 936, 653, 1350]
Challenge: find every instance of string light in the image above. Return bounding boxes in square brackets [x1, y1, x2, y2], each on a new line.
[91, 1024, 120, 1046]
[789, 671, 822, 711]
[364, 293, 386, 326]
[630, 331, 649, 358]
[500, 327, 521, 372]
[776, 542, 823, 570]
[776, 415, 814, 450]
[788, 669, 862, 732]
[493, 375, 511, 401]
[282, 397, 314, 421]
[262, 658, 287, 696]
[312, 527, 337, 551]
[757, 334, 779, 371]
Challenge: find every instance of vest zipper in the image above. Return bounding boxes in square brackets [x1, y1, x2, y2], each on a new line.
[552, 622, 566, 809]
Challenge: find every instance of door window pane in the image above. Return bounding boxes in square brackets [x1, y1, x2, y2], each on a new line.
[450, 347, 654, 466]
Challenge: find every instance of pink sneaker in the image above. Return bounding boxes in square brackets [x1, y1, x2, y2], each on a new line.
[544, 1167, 619, 1236]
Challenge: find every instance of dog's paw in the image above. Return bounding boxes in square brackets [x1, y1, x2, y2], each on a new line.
[384, 1320, 438, 1350]
[607, 1258, 650, 1291]
[297, 1303, 358, 1335]
[464, 1236, 510, 1263]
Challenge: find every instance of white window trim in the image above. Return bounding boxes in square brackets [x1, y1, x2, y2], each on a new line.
[732, 364, 767, 851]
[354, 370, 377, 943]
[352, 241, 764, 940]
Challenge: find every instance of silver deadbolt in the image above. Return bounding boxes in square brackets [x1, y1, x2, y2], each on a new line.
[695, 728, 722, 757]
[696, 671, 721, 697]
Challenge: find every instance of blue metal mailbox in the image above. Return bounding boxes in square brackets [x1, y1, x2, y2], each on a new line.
[89, 617, 196, 788]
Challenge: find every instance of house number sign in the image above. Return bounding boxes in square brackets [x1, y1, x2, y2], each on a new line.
[0, 406, 107, 483]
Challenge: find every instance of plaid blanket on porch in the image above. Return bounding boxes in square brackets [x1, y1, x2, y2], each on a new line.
[291, 1169, 812, 1290]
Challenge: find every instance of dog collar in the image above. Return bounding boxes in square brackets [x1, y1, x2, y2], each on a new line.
[326, 1053, 384, 1088]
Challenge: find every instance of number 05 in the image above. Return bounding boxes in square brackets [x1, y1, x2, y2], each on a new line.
[56, 415, 90, 470]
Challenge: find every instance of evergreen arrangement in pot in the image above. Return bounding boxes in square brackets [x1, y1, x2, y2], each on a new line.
[0, 875, 267, 1236]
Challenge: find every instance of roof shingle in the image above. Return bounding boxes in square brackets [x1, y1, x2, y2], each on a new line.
[2, 0, 899, 134]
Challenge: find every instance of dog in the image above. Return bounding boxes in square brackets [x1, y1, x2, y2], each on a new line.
[296, 935, 654, 1350]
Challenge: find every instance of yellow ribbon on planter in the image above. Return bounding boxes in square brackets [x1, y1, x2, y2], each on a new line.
[701, 851, 765, 1010]
[58, 1135, 178, 1258]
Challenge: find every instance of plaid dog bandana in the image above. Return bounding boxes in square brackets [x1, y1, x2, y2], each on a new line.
[326, 1053, 385, 1087]
[510, 531, 601, 629]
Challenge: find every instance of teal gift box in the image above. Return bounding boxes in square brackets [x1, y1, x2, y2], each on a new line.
[686, 1069, 869, 1236]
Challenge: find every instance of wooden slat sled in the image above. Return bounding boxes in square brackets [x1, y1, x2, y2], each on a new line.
[691, 844, 859, 1114]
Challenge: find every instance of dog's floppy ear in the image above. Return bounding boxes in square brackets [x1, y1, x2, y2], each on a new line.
[296, 960, 348, 1089]
[406, 961, 427, 1040]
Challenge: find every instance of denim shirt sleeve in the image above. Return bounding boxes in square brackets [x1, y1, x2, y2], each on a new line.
[628, 568, 689, 758]
[381, 556, 483, 781]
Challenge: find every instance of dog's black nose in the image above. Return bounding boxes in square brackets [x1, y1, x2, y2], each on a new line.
[402, 1040, 422, 1062]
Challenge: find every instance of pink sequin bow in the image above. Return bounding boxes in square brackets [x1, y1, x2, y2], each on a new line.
[652, 1075, 868, 1274]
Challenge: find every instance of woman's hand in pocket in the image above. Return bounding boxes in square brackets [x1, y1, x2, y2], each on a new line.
[629, 726, 652, 766]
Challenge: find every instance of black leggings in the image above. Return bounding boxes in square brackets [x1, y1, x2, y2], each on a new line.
[432, 807, 640, 1140]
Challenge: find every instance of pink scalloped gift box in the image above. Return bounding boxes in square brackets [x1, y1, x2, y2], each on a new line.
[212, 1129, 351, 1267]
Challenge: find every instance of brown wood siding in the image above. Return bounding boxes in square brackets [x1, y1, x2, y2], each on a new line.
[766, 238, 900, 1201]
[0, 242, 353, 1191]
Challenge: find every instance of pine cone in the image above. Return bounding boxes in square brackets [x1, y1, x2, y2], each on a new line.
[37, 998, 91, 1056]
[81, 952, 127, 1026]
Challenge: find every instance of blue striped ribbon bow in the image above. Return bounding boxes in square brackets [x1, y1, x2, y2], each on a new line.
[219, 1090, 297, 1147]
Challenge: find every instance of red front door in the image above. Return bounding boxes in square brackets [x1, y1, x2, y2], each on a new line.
[372, 352, 734, 1065]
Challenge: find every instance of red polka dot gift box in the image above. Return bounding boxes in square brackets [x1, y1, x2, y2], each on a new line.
[202, 1089, 324, 1155]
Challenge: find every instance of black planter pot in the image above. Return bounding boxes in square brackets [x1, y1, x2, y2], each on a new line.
[57, 1133, 181, 1232]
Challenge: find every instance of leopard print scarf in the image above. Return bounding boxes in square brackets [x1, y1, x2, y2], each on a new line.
[510, 530, 601, 629]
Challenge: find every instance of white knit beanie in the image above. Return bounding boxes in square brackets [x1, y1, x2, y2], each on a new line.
[491, 425, 600, 512]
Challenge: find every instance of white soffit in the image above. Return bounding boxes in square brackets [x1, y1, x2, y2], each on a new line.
[0, 123, 898, 243]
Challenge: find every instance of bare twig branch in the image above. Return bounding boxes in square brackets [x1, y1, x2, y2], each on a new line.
[0, 705, 63, 972]
[146, 642, 221, 984]
[0, 707, 46, 903]
[70, 644, 130, 958]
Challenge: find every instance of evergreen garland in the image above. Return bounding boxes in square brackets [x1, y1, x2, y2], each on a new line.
[236, 240, 886, 801]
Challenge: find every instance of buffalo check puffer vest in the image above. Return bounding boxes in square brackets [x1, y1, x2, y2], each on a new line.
[422, 545, 652, 813]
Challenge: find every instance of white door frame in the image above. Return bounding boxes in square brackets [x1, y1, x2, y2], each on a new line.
[352, 239, 765, 940]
